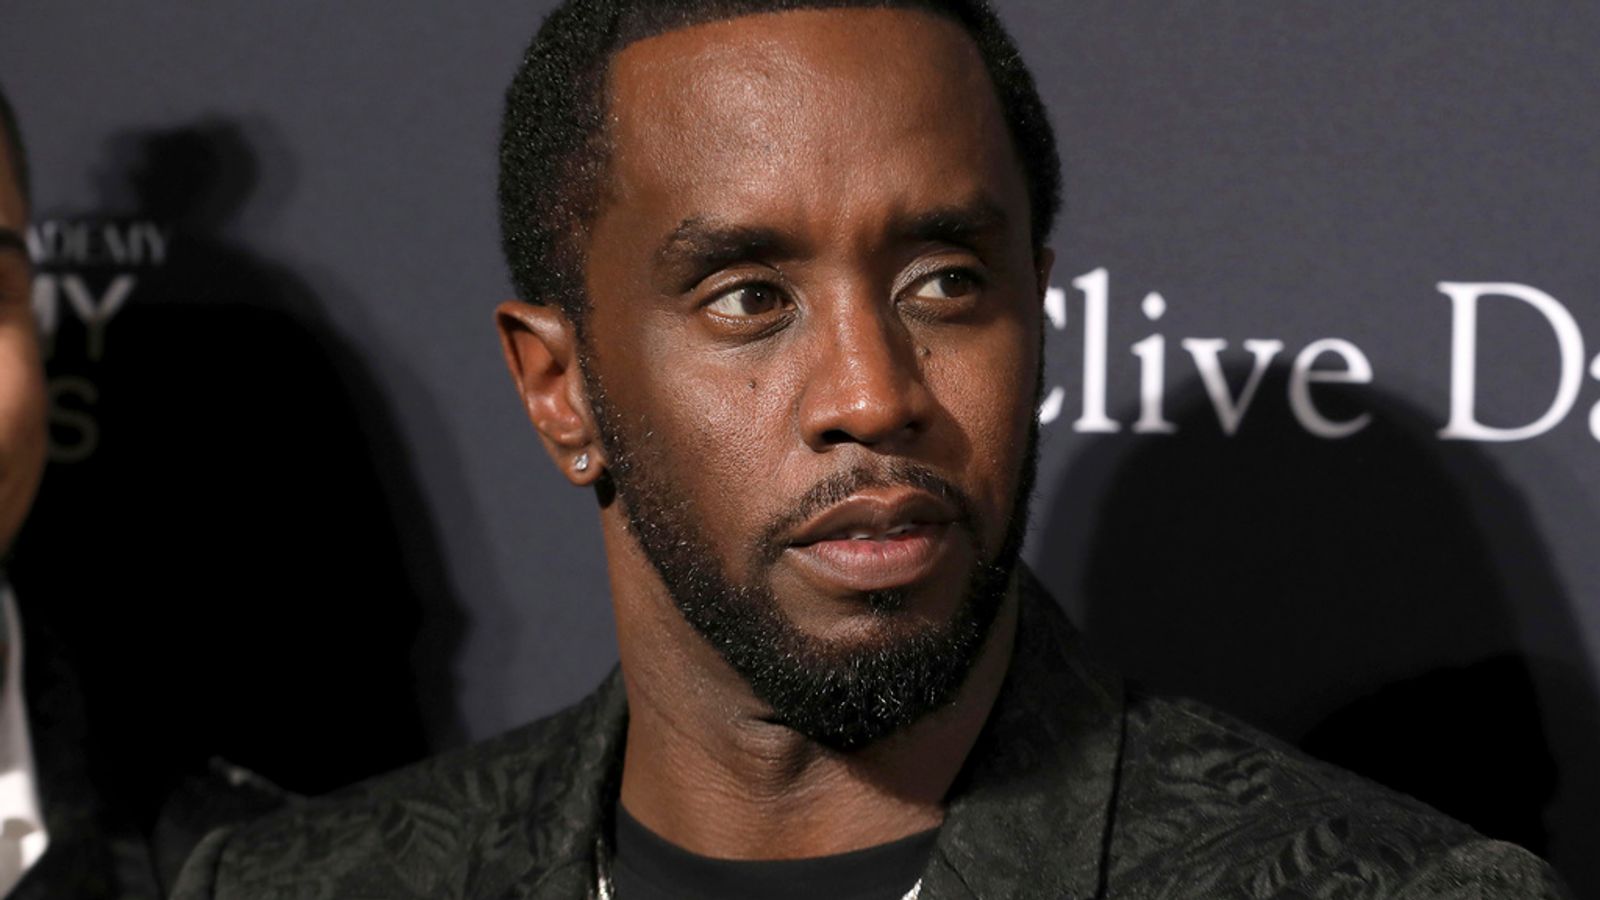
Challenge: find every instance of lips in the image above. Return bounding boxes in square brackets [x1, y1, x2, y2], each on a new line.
[786, 490, 957, 546]
[822, 522, 923, 541]
[783, 490, 962, 593]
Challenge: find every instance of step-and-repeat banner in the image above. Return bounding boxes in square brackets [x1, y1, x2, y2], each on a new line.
[5, 1, 1597, 892]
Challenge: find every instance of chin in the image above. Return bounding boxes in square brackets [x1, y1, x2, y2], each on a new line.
[768, 538, 979, 636]
[789, 594, 946, 646]
[708, 562, 1009, 751]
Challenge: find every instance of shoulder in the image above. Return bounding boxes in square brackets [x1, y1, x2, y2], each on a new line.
[1107, 690, 1569, 898]
[171, 677, 622, 900]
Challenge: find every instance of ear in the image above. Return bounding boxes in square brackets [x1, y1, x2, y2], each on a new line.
[496, 300, 605, 486]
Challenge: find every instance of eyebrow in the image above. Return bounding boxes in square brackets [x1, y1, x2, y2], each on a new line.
[652, 197, 1013, 287]
[655, 217, 791, 283]
[895, 200, 1010, 249]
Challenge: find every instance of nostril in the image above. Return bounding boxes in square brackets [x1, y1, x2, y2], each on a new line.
[817, 416, 921, 448]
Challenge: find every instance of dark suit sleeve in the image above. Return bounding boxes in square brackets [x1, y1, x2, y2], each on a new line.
[1397, 839, 1572, 899]
[168, 827, 234, 900]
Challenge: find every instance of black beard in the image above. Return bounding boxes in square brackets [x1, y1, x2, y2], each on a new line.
[585, 363, 1038, 751]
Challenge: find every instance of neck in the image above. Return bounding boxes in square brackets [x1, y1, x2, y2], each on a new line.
[610, 530, 1017, 861]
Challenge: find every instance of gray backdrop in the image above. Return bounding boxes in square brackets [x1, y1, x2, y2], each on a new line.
[4, 1, 1597, 893]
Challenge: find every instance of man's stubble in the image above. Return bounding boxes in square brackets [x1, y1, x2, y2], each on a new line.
[581, 344, 1040, 751]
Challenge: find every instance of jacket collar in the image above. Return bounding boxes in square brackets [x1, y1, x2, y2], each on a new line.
[926, 571, 1124, 899]
[525, 570, 1124, 900]
[522, 666, 628, 898]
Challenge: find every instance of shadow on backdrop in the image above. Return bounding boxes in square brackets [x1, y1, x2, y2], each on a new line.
[1034, 366, 1600, 895]
[10, 119, 466, 869]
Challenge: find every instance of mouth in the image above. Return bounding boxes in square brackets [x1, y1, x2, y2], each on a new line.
[783, 489, 961, 593]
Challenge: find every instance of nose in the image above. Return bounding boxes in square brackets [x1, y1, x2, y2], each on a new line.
[797, 298, 932, 452]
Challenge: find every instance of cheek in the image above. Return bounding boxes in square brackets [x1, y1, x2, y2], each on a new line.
[0, 324, 48, 548]
[924, 317, 1039, 539]
[589, 310, 766, 525]
[619, 339, 795, 548]
[660, 373, 781, 484]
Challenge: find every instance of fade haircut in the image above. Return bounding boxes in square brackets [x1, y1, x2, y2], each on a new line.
[0, 82, 28, 210]
[499, 0, 1061, 330]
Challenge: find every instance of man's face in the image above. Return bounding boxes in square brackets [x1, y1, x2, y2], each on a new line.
[581, 7, 1045, 746]
[0, 136, 45, 556]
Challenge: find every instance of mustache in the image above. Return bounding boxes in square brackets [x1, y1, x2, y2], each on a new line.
[753, 461, 978, 564]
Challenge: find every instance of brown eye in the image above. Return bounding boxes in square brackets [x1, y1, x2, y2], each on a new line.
[910, 270, 979, 301]
[707, 283, 785, 317]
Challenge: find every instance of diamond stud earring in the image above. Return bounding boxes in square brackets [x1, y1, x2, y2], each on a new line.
[574, 452, 590, 473]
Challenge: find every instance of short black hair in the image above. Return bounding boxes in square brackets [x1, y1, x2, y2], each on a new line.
[0, 81, 29, 211]
[499, 0, 1061, 327]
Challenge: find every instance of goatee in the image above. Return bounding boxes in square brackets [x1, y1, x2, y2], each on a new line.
[586, 362, 1037, 750]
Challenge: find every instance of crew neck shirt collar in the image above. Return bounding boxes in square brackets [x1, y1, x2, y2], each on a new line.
[611, 803, 934, 900]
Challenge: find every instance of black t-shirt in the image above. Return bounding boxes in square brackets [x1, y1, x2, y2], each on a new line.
[611, 804, 936, 900]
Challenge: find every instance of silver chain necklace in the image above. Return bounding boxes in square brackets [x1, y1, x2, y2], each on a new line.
[593, 837, 923, 900]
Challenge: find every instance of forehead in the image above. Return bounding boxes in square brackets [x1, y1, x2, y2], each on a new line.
[600, 7, 1024, 235]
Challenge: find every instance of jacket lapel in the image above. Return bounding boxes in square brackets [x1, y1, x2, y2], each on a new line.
[516, 668, 628, 899]
[928, 573, 1125, 900]
[14, 593, 153, 899]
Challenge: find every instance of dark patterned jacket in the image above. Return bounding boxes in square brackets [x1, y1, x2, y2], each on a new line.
[172, 577, 1568, 899]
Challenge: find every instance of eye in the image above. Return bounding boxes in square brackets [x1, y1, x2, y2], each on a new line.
[908, 269, 981, 302]
[706, 283, 786, 318]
